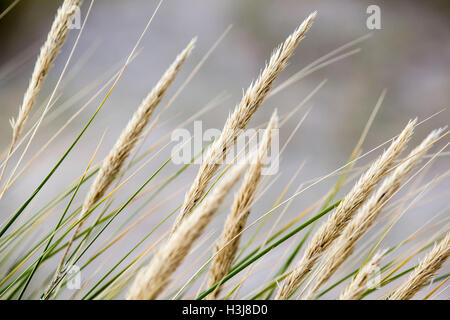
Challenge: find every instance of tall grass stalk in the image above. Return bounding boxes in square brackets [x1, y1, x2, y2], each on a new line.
[172, 12, 316, 232]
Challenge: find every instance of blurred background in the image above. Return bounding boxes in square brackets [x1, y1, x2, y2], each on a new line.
[0, 0, 448, 299]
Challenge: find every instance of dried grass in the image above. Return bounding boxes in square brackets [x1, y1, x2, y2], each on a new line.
[206, 110, 278, 298]
[275, 119, 416, 299]
[171, 12, 316, 233]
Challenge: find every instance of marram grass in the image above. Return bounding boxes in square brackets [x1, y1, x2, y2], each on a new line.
[0, 3, 448, 301]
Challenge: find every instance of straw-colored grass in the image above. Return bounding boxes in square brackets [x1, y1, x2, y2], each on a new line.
[275, 119, 416, 299]
[206, 110, 278, 299]
[389, 233, 450, 300]
[338, 250, 385, 300]
[1, 0, 82, 184]
[171, 12, 316, 233]
[11, 0, 82, 146]
[55, 38, 194, 279]
[127, 161, 248, 300]
[0, 3, 448, 302]
[304, 128, 442, 298]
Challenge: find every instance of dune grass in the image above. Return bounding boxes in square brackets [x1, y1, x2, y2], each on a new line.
[0, 2, 448, 301]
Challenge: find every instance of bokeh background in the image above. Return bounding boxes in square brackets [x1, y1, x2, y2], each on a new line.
[0, 0, 449, 299]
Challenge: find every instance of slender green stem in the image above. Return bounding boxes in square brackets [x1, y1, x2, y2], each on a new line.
[196, 200, 340, 300]
[0, 93, 109, 240]
[42, 154, 173, 299]
[18, 157, 94, 299]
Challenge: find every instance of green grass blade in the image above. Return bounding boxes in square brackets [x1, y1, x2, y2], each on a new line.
[196, 200, 340, 300]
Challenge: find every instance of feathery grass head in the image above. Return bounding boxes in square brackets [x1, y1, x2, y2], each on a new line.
[0, 0, 83, 189]
[275, 119, 416, 299]
[305, 128, 443, 298]
[389, 233, 450, 300]
[206, 110, 278, 299]
[2, 4, 448, 302]
[54, 39, 195, 277]
[82, 38, 195, 214]
[171, 12, 316, 233]
[127, 161, 248, 300]
[339, 250, 385, 300]
[11, 0, 83, 146]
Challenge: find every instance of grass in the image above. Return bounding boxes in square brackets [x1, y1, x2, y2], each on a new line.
[0, 1, 448, 301]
